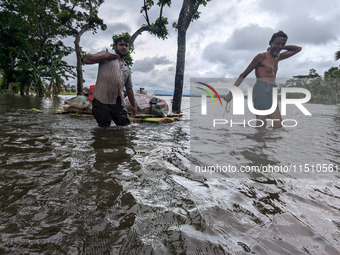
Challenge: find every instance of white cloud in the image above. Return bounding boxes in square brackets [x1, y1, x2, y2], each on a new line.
[132, 56, 173, 73]
[225, 25, 275, 50]
[278, 15, 337, 45]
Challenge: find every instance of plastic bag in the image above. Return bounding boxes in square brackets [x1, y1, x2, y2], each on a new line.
[125, 93, 169, 117]
[150, 97, 169, 117]
[63, 95, 92, 114]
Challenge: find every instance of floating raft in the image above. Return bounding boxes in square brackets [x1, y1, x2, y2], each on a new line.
[130, 113, 182, 124]
[32, 108, 182, 123]
[32, 108, 64, 114]
[32, 108, 93, 117]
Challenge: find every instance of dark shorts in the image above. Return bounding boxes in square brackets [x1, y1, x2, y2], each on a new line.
[252, 81, 278, 110]
[92, 97, 131, 127]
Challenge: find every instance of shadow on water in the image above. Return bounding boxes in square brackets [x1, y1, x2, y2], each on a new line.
[243, 131, 281, 166]
[72, 128, 139, 254]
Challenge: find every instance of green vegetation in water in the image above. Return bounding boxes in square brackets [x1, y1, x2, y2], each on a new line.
[60, 92, 77, 96]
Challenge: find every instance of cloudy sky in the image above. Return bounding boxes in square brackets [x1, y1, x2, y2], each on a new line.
[64, 0, 340, 95]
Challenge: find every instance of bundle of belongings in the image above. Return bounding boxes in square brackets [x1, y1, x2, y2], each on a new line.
[125, 88, 169, 117]
[63, 95, 92, 114]
[63, 86, 169, 117]
[62, 85, 94, 114]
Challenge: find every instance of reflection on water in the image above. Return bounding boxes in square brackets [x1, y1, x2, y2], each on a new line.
[0, 94, 339, 254]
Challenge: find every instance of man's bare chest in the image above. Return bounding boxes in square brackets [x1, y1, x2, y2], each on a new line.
[259, 57, 278, 74]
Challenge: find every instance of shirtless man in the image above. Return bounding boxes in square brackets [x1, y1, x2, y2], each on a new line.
[223, 31, 302, 130]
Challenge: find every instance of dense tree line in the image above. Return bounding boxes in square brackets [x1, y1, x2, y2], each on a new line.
[282, 67, 340, 104]
[0, 0, 106, 96]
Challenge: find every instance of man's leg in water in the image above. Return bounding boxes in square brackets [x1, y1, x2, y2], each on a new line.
[255, 115, 267, 130]
[269, 108, 283, 128]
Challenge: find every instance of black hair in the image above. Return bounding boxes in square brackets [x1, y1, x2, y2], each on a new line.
[270, 31, 288, 43]
[114, 37, 130, 46]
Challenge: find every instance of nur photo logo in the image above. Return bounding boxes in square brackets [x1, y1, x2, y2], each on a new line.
[196, 82, 223, 115]
[193, 78, 312, 128]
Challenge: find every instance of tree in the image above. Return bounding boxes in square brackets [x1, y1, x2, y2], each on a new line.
[58, 0, 106, 95]
[292, 69, 323, 95]
[172, 0, 211, 113]
[111, 0, 171, 68]
[283, 68, 340, 104]
[283, 69, 324, 102]
[24, 0, 70, 95]
[335, 48, 340, 61]
[0, 1, 29, 91]
[43, 45, 76, 97]
[22, 52, 46, 96]
[324, 67, 340, 104]
[130, 0, 171, 44]
[0, 0, 74, 95]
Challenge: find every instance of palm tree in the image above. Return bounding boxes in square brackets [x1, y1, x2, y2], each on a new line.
[336, 48, 340, 61]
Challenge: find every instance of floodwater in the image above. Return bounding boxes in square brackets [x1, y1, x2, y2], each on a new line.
[0, 94, 339, 254]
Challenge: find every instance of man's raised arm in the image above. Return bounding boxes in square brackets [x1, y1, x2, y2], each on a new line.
[279, 45, 302, 61]
[83, 49, 119, 64]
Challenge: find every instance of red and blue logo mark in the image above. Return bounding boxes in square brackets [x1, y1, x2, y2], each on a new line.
[196, 82, 222, 106]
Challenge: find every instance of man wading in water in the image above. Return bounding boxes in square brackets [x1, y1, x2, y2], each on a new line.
[223, 31, 302, 130]
[84, 37, 137, 128]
